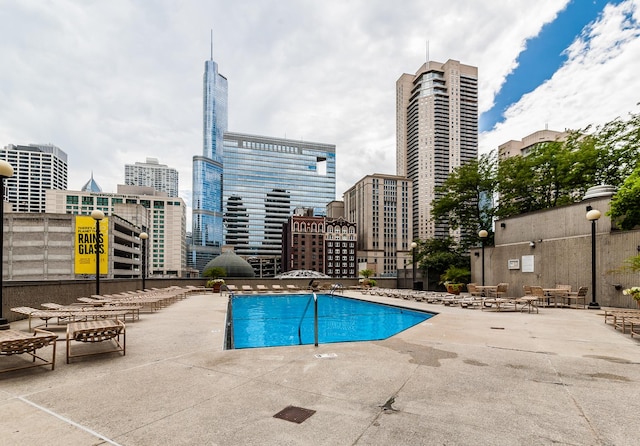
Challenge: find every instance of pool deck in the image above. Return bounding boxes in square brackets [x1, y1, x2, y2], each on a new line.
[1, 290, 639, 445]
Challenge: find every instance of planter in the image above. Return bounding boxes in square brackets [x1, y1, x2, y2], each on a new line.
[446, 284, 462, 295]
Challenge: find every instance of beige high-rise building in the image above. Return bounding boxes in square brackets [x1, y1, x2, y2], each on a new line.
[343, 174, 411, 277]
[498, 129, 568, 159]
[396, 59, 478, 241]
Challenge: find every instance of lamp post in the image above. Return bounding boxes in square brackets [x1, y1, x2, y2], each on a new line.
[478, 229, 488, 286]
[91, 209, 105, 296]
[0, 160, 14, 330]
[139, 232, 148, 291]
[586, 209, 601, 309]
[411, 241, 417, 290]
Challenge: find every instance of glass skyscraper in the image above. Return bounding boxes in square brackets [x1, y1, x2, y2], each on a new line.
[222, 132, 336, 277]
[189, 50, 228, 272]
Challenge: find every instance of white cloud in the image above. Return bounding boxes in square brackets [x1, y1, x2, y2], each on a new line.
[5, 0, 631, 228]
[480, 0, 640, 153]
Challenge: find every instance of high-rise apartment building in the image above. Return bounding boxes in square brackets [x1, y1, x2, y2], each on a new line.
[1, 143, 68, 213]
[189, 44, 228, 272]
[46, 184, 187, 277]
[222, 132, 336, 277]
[125, 158, 179, 197]
[344, 174, 412, 277]
[498, 129, 568, 159]
[396, 59, 478, 241]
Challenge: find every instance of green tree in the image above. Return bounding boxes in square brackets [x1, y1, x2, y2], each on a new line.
[203, 266, 226, 279]
[431, 152, 496, 248]
[414, 237, 469, 290]
[608, 165, 640, 229]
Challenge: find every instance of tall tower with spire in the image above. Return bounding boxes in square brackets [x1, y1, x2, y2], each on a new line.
[189, 31, 228, 272]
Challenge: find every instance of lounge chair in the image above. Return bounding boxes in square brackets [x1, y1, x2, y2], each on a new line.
[241, 285, 254, 294]
[1, 328, 57, 373]
[256, 284, 269, 293]
[11, 306, 74, 330]
[66, 319, 126, 363]
[271, 284, 284, 293]
[285, 284, 299, 292]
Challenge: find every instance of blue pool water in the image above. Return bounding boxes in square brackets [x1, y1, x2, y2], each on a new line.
[230, 293, 434, 349]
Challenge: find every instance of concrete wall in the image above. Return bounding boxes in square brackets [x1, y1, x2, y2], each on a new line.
[3, 277, 397, 323]
[471, 197, 640, 308]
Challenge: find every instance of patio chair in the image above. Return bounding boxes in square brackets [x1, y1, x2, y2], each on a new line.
[66, 319, 126, 363]
[256, 284, 269, 293]
[271, 284, 284, 293]
[1, 328, 57, 373]
[566, 286, 588, 309]
[285, 284, 300, 292]
[241, 285, 254, 294]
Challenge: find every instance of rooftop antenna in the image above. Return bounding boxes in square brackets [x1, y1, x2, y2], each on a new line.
[210, 29, 213, 60]
[426, 39, 430, 63]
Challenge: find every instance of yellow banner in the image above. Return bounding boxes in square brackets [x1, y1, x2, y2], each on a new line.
[74, 215, 109, 275]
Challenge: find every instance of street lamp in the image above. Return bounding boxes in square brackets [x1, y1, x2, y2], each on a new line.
[0, 160, 14, 330]
[586, 209, 601, 309]
[478, 229, 488, 286]
[411, 241, 418, 290]
[91, 209, 105, 296]
[139, 232, 148, 291]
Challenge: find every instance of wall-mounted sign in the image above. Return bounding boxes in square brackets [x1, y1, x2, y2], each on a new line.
[508, 259, 520, 270]
[522, 255, 535, 273]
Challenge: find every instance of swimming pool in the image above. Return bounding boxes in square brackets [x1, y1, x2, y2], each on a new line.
[228, 293, 434, 349]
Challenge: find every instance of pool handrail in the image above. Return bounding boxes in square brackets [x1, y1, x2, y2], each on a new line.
[297, 295, 313, 345]
[297, 292, 319, 347]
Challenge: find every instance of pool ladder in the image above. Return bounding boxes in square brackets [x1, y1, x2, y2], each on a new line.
[297, 292, 319, 347]
[329, 283, 344, 295]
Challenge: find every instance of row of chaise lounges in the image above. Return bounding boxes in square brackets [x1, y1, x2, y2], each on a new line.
[2, 286, 207, 372]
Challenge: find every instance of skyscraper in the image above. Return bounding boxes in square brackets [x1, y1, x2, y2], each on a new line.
[189, 38, 228, 272]
[222, 132, 336, 277]
[125, 157, 179, 197]
[396, 59, 478, 241]
[343, 174, 412, 277]
[0, 143, 68, 213]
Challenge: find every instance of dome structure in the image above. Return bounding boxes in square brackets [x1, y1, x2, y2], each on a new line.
[203, 251, 255, 277]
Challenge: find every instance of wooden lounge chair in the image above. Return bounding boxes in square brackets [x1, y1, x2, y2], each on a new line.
[241, 285, 254, 294]
[11, 306, 74, 330]
[1, 328, 57, 373]
[285, 284, 300, 292]
[271, 284, 284, 293]
[256, 284, 269, 293]
[66, 319, 126, 363]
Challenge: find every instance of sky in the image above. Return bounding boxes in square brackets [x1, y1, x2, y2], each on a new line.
[1, 0, 639, 225]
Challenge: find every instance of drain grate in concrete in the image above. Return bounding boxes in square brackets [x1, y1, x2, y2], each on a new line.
[273, 405, 316, 424]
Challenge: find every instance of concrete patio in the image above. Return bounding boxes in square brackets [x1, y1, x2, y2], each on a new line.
[1, 290, 639, 445]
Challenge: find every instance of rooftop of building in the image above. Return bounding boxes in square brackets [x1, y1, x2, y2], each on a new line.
[2, 290, 638, 444]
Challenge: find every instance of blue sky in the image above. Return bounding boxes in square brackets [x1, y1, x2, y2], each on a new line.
[1, 0, 639, 210]
[481, 0, 625, 132]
